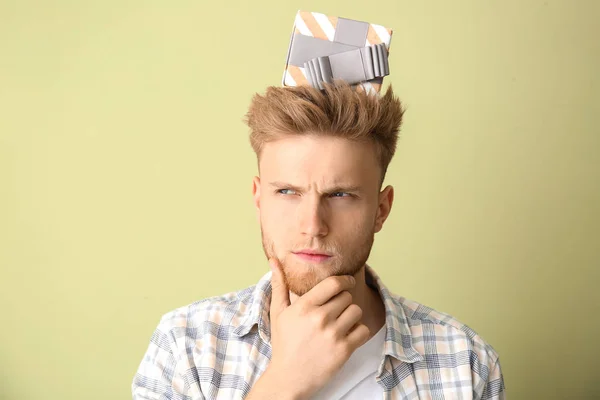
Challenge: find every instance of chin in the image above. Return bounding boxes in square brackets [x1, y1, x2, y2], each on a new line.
[281, 259, 343, 296]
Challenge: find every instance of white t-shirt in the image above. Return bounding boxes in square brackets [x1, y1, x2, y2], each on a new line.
[311, 325, 386, 400]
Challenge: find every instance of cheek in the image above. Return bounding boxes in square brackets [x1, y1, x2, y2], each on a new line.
[329, 210, 375, 247]
[331, 206, 373, 230]
[260, 198, 295, 238]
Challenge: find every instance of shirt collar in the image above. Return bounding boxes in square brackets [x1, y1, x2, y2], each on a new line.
[232, 265, 424, 364]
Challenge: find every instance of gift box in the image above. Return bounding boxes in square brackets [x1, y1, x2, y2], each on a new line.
[282, 11, 393, 93]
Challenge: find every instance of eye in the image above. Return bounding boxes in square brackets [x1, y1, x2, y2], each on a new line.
[330, 192, 351, 198]
[277, 189, 297, 195]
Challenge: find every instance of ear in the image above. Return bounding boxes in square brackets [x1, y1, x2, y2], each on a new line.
[252, 176, 261, 221]
[374, 185, 394, 233]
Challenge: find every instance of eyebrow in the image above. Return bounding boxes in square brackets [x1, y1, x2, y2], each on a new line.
[268, 181, 362, 193]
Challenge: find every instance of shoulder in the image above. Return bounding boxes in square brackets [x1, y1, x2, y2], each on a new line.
[392, 294, 502, 379]
[133, 285, 261, 397]
[153, 284, 256, 340]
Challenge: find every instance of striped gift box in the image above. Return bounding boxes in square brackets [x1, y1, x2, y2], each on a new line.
[283, 11, 393, 93]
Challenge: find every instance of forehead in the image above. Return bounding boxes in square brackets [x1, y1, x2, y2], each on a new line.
[258, 134, 380, 185]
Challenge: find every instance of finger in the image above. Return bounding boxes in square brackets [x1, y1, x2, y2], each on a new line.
[320, 290, 353, 321]
[345, 323, 370, 351]
[335, 304, 363, 335]
[269, 258, 290, 318]
[302, 275, 356, 307]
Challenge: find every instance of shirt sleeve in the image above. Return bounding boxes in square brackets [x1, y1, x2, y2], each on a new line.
[131, 320, 196, 400]
[481, 357, 506, 400]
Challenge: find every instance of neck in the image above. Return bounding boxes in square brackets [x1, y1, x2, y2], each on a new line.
[289, 266, 386, 339]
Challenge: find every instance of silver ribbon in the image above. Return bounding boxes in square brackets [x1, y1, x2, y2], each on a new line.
[302, 43, 389, 89]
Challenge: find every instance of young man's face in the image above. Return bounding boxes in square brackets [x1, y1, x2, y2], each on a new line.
[252, 134, 393, 296]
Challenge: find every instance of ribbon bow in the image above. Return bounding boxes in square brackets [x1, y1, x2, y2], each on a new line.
[303, 43, 389, 89]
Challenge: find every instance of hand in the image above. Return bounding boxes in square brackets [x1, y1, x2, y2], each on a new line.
[248, 258, 370, 400]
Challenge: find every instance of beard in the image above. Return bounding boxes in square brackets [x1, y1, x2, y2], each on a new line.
[260, 227, 375, 296]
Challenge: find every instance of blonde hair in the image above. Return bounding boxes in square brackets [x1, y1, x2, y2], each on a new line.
[244, 82, 404, 183]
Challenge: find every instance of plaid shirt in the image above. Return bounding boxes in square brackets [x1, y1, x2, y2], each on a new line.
[132, 266, 505, 399]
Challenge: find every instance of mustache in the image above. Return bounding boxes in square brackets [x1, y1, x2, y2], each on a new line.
[290, 242, 341, 255]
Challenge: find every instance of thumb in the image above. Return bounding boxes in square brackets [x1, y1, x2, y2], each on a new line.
[269, 257, 290, 318]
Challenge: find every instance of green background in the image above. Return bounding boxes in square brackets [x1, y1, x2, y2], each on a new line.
[1, 1, 598, 399]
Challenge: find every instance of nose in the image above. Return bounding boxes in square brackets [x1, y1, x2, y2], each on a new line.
[298, 195, 329, 238]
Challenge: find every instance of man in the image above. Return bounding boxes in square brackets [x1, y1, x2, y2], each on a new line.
[132, 83, 506, 399]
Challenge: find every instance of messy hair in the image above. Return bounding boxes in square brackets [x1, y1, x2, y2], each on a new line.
[244, 82, 404, 184]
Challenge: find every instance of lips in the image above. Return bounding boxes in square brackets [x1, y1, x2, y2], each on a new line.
[293, 250, 333, 263]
